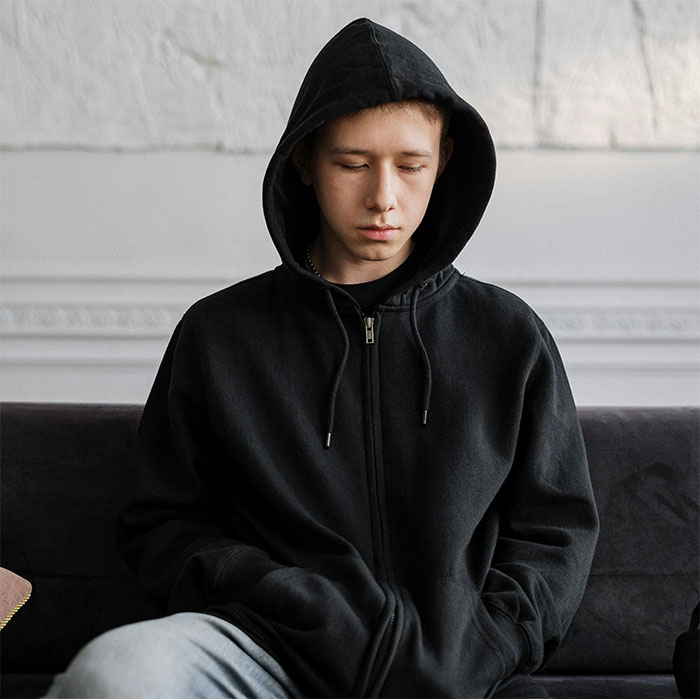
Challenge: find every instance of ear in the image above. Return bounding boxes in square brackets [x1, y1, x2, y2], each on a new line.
[291, 141, 313, 186]
[437, 136, 454, 178]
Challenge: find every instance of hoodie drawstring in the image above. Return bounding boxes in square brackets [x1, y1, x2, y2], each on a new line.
[321, 285, 432, 447]
[410, 285, 433, 425]
[324, 288, 349, 449]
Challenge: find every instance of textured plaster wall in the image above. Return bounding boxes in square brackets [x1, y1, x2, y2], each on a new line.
[2, 0, 699, 150]
[1, 0, 699, 405]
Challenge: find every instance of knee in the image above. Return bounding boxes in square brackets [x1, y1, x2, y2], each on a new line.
[50, 619, 189, 698]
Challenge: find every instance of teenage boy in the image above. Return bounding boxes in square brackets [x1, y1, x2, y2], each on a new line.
[49, 17, 598, 698]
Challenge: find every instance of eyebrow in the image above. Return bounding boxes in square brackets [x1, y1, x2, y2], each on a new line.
[330, 147, 433, 158]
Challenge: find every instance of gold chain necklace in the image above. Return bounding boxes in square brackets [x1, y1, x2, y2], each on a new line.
[305, 244, 322, 278]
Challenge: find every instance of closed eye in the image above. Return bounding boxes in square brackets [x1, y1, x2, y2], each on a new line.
[338, 163, 367, 171]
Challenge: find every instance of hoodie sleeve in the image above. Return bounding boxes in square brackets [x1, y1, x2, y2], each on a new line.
[116, 317, 284, 614]
[481, 319, 599, 674]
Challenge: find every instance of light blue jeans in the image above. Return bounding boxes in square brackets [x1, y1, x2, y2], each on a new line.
[45, 612, 302, 698]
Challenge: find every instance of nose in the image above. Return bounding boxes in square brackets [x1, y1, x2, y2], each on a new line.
[365, 164, 397, 212]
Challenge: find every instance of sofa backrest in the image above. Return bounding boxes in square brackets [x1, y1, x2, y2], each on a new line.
[0, 403, 159, 673]
[1, 403, 698, 675]
[548, 407, 700, 674]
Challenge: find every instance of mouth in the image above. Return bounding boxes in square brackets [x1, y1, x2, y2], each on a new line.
[358, 225, 399, 241]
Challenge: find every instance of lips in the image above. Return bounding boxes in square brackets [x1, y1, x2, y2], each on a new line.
[358, 225, 399, 241]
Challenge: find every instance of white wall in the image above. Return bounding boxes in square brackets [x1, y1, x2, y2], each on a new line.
[1, 0, 699, 406]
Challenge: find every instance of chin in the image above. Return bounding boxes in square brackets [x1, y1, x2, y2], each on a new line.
[358, 238, 407, 255]
[357, 247, 400, 263]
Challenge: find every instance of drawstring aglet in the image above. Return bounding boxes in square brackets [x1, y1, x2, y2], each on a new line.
[422, 409, 429, 425]
[325, 432, 332, 449]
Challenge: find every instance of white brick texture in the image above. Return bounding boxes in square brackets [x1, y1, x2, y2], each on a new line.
[1, 0, 698, 150]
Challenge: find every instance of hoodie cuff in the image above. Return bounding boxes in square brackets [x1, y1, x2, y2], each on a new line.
[488, 605, 532, 674]
[217, 544, 285, 593]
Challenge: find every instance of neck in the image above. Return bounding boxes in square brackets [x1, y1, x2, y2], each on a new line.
[309, 240, 414, 285]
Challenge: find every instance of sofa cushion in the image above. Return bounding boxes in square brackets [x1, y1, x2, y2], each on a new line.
[0, 673, 55, 699]
[538, 674, 678, 698]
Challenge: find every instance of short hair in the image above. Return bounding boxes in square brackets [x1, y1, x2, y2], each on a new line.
[303, 98, 452, 148]
[377, 98, 452, 143]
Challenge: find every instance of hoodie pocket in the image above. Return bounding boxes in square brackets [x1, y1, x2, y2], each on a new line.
[472, 593, 523, 679]
[381, 579, 511, 697]
[251, 565, 331, 630]
[247, 557, 389, 696]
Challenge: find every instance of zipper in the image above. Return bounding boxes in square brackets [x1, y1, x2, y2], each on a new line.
[366, 609, 396, 693]
[364, 316, 375, 344]
[361, 311, 386, 580]
[359, 310, 399, 695]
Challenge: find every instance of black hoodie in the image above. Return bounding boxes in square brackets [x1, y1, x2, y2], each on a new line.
[117, 18, 599, 698]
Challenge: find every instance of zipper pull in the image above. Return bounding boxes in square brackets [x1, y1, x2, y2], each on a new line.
[364, 316, 375, 344]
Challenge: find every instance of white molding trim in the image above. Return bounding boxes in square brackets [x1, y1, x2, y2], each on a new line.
[1, 304, 185, 338]
[1, 277, 697, 404]
[541, 308, 700, 342]
[2, 277, 698, 385]
[1, 302, 699, 343]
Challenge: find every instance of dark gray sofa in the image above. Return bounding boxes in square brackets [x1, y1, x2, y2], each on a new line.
[1, 403, 698, 698]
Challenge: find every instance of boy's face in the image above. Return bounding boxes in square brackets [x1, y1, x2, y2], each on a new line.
[293, 103, 451, 283]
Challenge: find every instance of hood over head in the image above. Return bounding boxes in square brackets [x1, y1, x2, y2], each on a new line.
[263, 18, 496, 290]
